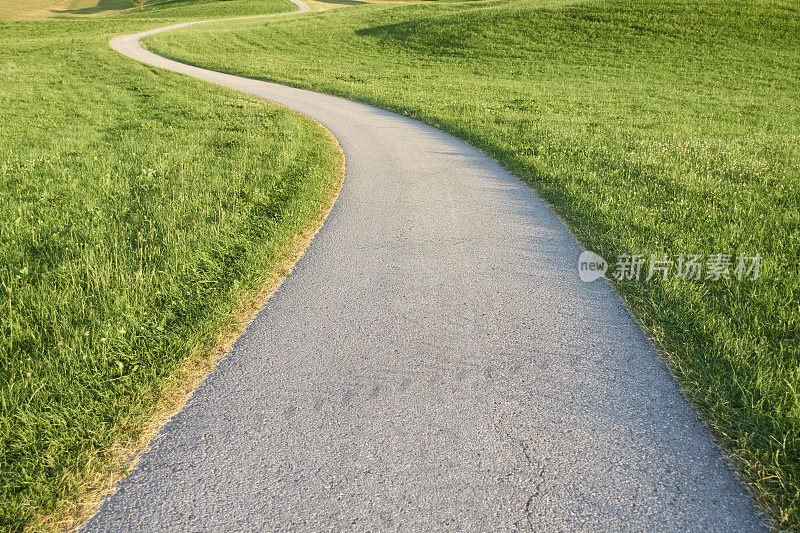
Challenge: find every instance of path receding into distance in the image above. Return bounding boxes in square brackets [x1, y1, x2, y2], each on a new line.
[86, 1, 766, 530]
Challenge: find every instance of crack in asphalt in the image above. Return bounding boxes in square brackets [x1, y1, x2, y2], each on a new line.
[519, 441, 545, 532]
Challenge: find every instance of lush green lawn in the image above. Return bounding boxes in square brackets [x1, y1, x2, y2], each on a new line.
[146, 0, 800, 526]
[0, 0, 342, 529]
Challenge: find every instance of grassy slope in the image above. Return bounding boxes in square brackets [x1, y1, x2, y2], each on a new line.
[0, 0, 117, 20]
[147, 0, 800, 526]
[0, 0, 163, 20]
[0, 0, 341, 529]
[0, 0, 286, 19]
[0, 0, 77, 20]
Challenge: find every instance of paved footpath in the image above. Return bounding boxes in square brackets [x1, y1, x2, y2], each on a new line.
[86, 2, 766, 530]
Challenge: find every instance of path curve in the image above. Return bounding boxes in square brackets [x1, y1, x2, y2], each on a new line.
[87, 1, 765, 529]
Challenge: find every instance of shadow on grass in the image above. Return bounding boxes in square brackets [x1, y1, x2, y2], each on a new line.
[51, 0, 206, 16]
[51, 0, 131, 15]
[314, 0, 369, 4]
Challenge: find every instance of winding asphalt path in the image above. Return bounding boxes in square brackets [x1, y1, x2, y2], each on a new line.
[87, 1, 766, 530]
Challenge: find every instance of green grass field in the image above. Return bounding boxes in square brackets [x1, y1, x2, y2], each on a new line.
[0, 0, 299, 19]
[0, 0, 343, 529]
[0, 0, 129, 20]
[2, 0, 799, 529]
[145, 0, 800, 526]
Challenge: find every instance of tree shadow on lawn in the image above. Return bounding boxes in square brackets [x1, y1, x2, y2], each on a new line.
[51, 0, 131, 16]
[314, 0, 369, 5]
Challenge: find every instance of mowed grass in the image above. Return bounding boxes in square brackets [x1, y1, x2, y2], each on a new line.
[0, 0, 127, 20]
[0, 0, 298, 20]
[0, 0, 342, 529]
[146, 0, 800, 526]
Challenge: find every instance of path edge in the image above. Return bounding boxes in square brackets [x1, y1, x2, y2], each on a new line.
[33, 1, 345, 530]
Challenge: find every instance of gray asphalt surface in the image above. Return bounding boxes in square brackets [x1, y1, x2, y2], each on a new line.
[87, 2, 767, 530]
